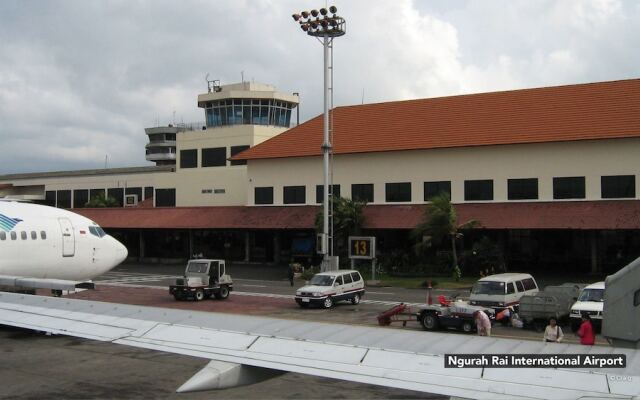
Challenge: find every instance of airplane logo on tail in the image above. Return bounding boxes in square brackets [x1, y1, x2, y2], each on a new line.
[0, 214, 23, 232]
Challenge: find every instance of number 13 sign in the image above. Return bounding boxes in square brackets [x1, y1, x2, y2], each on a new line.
[348, 236, 375, 260]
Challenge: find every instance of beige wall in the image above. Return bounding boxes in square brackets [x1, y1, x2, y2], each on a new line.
[246, 138, 640, 205]
[172, 125, 289, 206]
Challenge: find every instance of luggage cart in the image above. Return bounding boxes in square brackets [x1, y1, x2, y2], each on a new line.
[377, 303, 416, 327]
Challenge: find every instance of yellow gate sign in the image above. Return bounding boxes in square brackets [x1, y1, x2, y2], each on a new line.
[348, 236, 375, 260]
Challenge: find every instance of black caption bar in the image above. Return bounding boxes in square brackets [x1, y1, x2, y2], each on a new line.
[444, 354, 626, 368]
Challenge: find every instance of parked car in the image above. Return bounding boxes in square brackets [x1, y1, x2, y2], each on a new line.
[469, 273, 539, 312]
[570, 281, 604, 332]
[295, 270, 365, 308]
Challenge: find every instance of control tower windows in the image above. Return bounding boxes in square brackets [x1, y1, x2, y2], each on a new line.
[205, 99, 294, 128]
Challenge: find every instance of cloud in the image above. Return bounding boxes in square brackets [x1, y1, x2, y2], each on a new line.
[0, 0, 638, 173]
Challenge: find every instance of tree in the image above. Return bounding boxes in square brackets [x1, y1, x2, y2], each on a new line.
[85, 193, 120, 208]
[412, 193, 479, 278]
[315, 196, 366, 255]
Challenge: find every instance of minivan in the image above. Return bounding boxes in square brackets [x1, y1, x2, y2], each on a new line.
[569, 281, 604, 331]
[295, 270, 365, 308]
[469, 273, 539, 311]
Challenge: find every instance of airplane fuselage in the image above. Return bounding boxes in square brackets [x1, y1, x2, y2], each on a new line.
[0, 200, 127, 281]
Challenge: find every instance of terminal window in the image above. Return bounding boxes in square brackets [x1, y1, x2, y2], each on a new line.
[283, 186, 306, 204]
[464, 180, 494, 201]
[424, 181, 451, 201]
[508, 178, 539, 200]
[155, 188, 176, 207]
[56, 190, 72, 208]
[73, 189, 89, 208]
[316, 185, 341, 204]
[601, 175, 635, 198]
[385, 182, 411, 202]
[45, 191, 56, 207]
[107, 188, 124, 207]
[125, 187, 142, 202]
[202, 147, 226, 167]
[230, 145, 250, 166]
[255, 187, 274, 205]
[352, 184, 374, 203]
[89, 189, 105, 201]
[144, 186, 154, 200]
[553, 176, 585, 199]
[180, 149, 198, 169]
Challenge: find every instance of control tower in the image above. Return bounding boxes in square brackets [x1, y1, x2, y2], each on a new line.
[166, 80, 300, 207]
[197, 80, 299, 129]
[145, 80, 299, 167]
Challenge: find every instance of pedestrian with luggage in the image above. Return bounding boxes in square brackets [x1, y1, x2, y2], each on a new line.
[543, 317, 564, 342]
[474, 310, 492, 337]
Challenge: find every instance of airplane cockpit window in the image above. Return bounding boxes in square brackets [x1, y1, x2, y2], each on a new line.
[0, 232, 6, 240]
[88, 226, 107, 238]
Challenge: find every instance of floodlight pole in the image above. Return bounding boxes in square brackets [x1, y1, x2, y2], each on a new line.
[322, 34, 331, 271]
[292, 7, 346, 271]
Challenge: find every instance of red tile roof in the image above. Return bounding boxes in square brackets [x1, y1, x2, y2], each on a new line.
[77, 206, 319, 230]
[75, 201, 640, 230]
[363, 201, 640, 230]
[233, 79, 640, 160]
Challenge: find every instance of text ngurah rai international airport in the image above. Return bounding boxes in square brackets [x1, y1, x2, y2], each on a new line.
[445, 354, 626, 368]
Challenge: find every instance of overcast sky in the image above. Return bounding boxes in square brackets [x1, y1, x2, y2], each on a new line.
[1, 0, 639, 174]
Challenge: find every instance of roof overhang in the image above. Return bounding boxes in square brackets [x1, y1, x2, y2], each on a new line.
[74, 201, 640, 231]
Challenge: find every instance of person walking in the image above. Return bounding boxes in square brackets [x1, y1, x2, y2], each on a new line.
[474, 310, 492, 337]
[543, 317, 564, 343]
[287, 264, 295, 287]
[577, 314, 595, 345]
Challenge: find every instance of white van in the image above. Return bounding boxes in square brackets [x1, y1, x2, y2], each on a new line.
[295, 270, 365, 309]
[569, 281, 604, 331]
[469, 273, 539, 311]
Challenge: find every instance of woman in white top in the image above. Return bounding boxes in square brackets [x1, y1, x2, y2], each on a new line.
[543, 317, 564, 342]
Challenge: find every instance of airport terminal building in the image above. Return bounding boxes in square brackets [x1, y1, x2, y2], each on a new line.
[1, 78, 639, 275]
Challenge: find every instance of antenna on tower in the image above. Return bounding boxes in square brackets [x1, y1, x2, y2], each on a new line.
[206, 74, 221, 93]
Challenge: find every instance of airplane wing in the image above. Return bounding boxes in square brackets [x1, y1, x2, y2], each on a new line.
[0, 291, 638, 400]
[0, 275, 94, 291]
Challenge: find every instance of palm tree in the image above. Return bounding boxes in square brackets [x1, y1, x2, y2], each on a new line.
[412, 193, 479, 277]
[316, 196, 366, 255]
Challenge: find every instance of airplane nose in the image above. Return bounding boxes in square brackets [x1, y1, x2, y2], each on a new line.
[115, 240, 128, 265]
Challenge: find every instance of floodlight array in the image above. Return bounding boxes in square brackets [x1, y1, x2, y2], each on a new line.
[292, 6, 345, 37]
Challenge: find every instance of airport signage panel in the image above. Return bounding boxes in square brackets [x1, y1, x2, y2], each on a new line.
[348, 236, 375, 260]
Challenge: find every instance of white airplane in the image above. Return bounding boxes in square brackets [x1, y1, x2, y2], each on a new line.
[0, 200, 128, 291]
